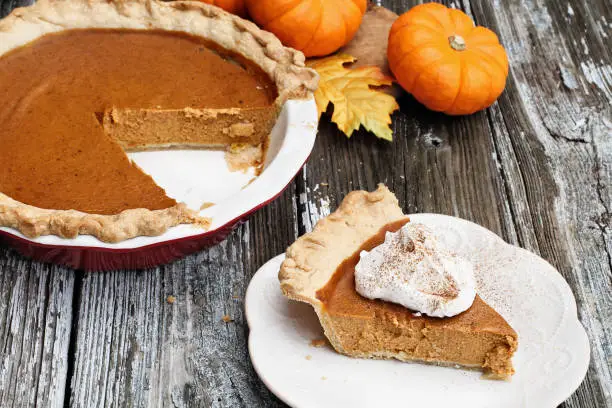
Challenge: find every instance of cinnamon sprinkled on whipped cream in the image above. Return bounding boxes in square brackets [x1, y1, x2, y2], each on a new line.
[354, 223, 476, 317]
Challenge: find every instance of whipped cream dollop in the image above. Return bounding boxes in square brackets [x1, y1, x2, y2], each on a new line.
[354, 223, 476, 317]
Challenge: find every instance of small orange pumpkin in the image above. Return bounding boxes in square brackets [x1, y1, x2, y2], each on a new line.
[245, 0, 368, 57]
[388, 3, 509, 115]
[200, 0, 247, 17]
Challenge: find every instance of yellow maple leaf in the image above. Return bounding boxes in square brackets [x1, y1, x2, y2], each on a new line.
[307, 54, 399, 141]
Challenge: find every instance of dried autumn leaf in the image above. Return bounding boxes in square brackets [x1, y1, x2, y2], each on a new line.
[307, 54, 399, 141]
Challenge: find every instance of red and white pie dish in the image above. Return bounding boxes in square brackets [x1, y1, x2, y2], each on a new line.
[0, 99, 318, 271]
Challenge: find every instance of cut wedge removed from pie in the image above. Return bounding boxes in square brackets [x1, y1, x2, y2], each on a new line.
[0, 0, 318, 243]
[279, 185, 518, 379]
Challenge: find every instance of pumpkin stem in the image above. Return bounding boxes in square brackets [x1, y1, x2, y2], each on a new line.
[449, 35, 466, 51]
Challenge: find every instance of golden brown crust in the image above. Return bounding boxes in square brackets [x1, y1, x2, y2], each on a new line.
[0, 193, 209, 243]
[280, 184, 406, 303]
[0, 0, 318, 243]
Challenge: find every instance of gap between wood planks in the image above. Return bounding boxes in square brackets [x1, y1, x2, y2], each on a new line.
[63, 272, 83, 408]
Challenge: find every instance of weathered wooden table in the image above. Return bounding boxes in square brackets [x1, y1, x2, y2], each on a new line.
[1, 0, 610, 407]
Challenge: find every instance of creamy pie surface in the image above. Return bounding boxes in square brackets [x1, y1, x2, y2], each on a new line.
[0, 29, 276, 215]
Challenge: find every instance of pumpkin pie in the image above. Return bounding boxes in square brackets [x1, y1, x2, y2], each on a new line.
[0, 0, 318, 243]
[279, 185, 518, 379]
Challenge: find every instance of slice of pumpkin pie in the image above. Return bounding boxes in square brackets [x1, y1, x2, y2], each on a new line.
[279, 185, 518, 379]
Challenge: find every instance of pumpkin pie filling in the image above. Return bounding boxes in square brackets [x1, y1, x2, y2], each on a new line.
[316, 218, 518, 378]
[0, 29, 277, 215]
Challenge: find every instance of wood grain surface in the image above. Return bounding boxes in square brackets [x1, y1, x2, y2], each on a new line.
[0, 0, 610, 407]
[0, 248, 74, 408]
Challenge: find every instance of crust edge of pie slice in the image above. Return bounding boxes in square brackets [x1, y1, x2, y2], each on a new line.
[279, 185, 518, 379]
[0, 0, 319, 243]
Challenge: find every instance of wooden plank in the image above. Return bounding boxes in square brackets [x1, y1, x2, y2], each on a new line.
[68, 188, 297, 408]
[0, 247, 74, 408]
[464, 1, 612, 406]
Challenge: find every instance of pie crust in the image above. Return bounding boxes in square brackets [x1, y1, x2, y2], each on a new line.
[280, 185, 518, 379]
[0, 0, 318, 243]
[280, 185, 406, 303]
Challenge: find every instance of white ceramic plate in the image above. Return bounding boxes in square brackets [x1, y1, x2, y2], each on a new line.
[246, 214, 590, 408]
[0, 98, 318, 249]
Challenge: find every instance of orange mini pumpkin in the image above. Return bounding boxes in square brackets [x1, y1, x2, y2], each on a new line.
[388, 3, 509, 115]
[200, 0, 247, 17]
[245, 0, 367, 57]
